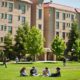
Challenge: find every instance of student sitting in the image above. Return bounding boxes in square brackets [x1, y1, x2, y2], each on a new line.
[50, 67, 61, 77]
[30, 67, 38, 76]
[42, 67, 50, 76]
[20, 67, 27, 76]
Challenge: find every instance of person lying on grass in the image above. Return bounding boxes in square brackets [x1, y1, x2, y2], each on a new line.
[50, 67, 61, 77]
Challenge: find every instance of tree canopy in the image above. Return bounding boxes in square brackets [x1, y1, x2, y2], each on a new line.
[14, 24, 44, 60]
[4, 33, 13, 59]
[65, 21, 79, 55]
[51, 36, 66, 57]
[26, 27, 44, 56]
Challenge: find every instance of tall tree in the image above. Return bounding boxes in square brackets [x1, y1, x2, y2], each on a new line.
[26, 27, 44, 61]
[51, 36, 66, 59]
[14, 23, 29, 58]
[64, 21, 79, 56]
[4, 33, 13, 59]
[72, 39, 80, 59]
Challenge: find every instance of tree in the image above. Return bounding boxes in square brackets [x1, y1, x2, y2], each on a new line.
[4, 33, 13, 59]
[65, 21, 79, 56]
[26, 27, 44, 61]
[72, 39, 80, 59]
[51, 36, 66, 59]
[14, 24, 44, 61]
[14, 23, 29, 58]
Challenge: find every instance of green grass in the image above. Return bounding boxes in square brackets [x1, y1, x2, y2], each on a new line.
[0, 61, 80, 80]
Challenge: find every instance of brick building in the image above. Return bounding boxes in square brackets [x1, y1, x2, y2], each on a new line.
[0, 0, 80, 61]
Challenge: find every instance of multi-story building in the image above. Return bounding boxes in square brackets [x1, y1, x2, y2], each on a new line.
[31, 0, 44, 34]
[0, 0, 32, 48]
[0, 0, 80, 61]
[44, 2, 77, 48]
[43, 2, 80, 60]
[75, 8, 80, 37]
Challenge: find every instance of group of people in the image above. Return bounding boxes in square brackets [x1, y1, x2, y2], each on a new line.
[20, 66, 61, 77]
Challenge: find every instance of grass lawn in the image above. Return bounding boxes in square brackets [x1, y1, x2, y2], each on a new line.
[0, 61, 80, 80]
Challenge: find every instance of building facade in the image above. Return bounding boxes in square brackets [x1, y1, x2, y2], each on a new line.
[44, 2, 77, 48]
[0, 0, 80, 61]
[0, 0, 32, 47]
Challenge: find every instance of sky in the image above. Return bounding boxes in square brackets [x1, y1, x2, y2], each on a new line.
[44, 0, 80, 8]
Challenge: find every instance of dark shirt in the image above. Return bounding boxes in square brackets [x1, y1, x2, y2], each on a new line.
[50, 71, 61, 77]
[30, 68, 37, 76]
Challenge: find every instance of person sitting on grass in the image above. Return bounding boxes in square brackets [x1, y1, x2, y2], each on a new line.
[42, 67, 50, 76]
[50, 67, 61, 77]
[30, 67, 38, 76]
[20, 67, 27, 76]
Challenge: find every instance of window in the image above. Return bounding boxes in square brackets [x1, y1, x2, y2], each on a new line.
[8, 3, 13, 12]
[4, 26, 7, 31]
[62, 13, 66, 20]
[56, 12, 59, 19]
[56, 32, 59, 36]
[1, 13, 3, 19]
[5, 14, 7, 19]
[0, 37, 4, 43]
[63, 22, 66, 30]
[18, 16, 20, 21]
[27, 4, 29, 10]
[38, 9, 42, 19]
[8, 14, 12, 23]
[62, 32, 65, 39]
[56, 22, 59, 29]
[38, 24, 42, 29]
[1, 2, 4, 7]
[69, 14, 70, 18]
[19, 4, 26, 14]
[66, 13, 70, 18]
[0, 25, 4, 31]
[22, 17, 25, 23]
[8, 26, 12, 33]
[71, 14, 74, 21]
[5, 2, 7, 7]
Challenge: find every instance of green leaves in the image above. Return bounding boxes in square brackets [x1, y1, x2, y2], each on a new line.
[15, 24, 44, 57]
[4, 33, 13, 58]
[14, 23, 29, 55]
[26, 27, 44, 55]
[51, 36, 66, 56]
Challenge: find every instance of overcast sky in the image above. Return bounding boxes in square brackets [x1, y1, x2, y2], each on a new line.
[44, 0, 80, 8]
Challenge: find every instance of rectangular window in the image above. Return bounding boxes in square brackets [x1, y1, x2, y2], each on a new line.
[22, 17, 25, 23]
[56, 22, 59, 29]
[27, 4, 29, 11]
[62, 13, 66, 20]
[63, 22, 66, 30]
[5, 14, 7, 19]
[19, 4, 26, 14]
[56, 32, 59, 36]
[8, 26, 12, 33]
[8, 14, 12, 23]
[71, 14, 74, 21]
[4, 26, 7, 31]
[0, 37, 4, 43]
[38, 9, 42, 19]
[56, 12, 59, 19]
[1, 13, 4, 19]
[62, 32, 65, 39]
[0, 25, 4, 31]
[38, 24, 42, 29]
[5, 2, 7, 7]
[8, 3, 13, 12]
[18, 16, 20, 21]
[1, 2, 4, 7]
